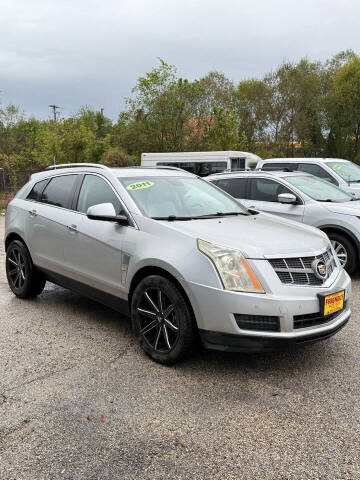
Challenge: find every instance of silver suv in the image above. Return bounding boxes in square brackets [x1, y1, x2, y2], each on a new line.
[5, 163, 351, 363]
[207, 170, 360, 274]
[256, 158, 360, 197]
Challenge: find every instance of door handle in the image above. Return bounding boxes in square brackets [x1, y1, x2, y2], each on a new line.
[28, 209, 37, 217]
[67, 224, 78, 232]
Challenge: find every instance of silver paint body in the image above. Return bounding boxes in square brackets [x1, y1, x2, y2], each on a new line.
[6, 166, 351, 341]
[256, 158, 360, 196]
[206, 170, 360, 251]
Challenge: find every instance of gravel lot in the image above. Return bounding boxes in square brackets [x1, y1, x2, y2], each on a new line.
[1, 216, 360, 479]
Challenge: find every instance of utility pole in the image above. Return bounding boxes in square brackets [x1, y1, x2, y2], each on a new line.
[100, 108, 104, 116]
[49, 105, 61, 166]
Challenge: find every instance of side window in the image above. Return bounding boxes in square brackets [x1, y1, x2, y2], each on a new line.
[212, 178, 249, 198]
[77, 175, 123, 214]
[231, 158, 245, 170]
[41, 175, 78, 209]
[27, 179, 49, 202]
[249, 178, 293, 202]
[297, 163, 337, 184]
[157, 162, 227, 176]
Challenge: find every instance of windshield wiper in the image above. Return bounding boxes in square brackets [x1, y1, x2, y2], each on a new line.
[151, 215, 194, 221]
[349, 180, 360, 183]
[318, 199, 335, 202]
[191, 211, 247, 219]
[152, 212, 248, 221]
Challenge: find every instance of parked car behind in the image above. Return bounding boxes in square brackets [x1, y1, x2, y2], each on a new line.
[256, 158, 360, 197]
[207, 170, 360, 274]
[5, 164, 351, 364]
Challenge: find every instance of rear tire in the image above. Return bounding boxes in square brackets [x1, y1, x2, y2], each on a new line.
[328, 233, 358, 275]
[131, 275, 196, 364]
[6, 240, 46, 298]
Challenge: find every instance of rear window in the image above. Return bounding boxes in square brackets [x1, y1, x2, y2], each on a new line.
[27, 179, 49, 202]
[41, 175, 78, 209]
[261, 162, 297, 172]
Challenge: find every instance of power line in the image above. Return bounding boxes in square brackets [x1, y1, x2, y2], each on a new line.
[49, 104, 61, 123]
[49, 105, 61, 166]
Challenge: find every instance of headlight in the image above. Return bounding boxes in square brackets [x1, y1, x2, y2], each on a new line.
[198, 239, 265, 293]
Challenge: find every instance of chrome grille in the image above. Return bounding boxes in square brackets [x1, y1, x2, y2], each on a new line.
[269, 247, 337, 286]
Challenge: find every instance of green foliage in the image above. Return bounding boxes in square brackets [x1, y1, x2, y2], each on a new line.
[1, 52, 360, 188]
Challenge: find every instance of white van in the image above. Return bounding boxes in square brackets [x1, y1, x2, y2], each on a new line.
[141, 151, 262, 176]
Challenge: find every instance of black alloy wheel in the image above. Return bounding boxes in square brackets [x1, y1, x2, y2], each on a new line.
[131, 275, 196, 364]
[6, 240, 46, 298]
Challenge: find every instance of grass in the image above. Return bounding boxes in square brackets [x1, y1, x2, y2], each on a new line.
[0, 191, 14, 215]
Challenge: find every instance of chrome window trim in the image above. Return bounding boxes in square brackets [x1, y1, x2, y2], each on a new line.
[242, 175, 305, 206]
[24, 171, 138, 230]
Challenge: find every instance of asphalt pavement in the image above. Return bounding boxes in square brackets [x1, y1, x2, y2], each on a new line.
[0, 217, 360, 480]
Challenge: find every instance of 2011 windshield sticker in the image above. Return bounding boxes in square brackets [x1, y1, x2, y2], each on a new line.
[126, 181, 154, 191]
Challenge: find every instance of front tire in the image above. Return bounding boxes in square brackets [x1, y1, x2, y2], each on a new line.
[6, 240, 46, 298]
[131, 275, 196, 364]
[329, 233, 358, 275]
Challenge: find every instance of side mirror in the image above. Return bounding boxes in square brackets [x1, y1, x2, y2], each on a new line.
[278, 193, 297, 204]
[86, 203, 128, 225]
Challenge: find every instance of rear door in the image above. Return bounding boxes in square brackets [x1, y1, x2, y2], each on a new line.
[247, 177, 305, 222]
[211, 177, 249, 199]
[25, 174, 80, 274]
[62, 174, 129, 297]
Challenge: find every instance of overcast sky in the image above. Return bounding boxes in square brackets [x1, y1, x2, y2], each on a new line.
[1, 0, 359, 120]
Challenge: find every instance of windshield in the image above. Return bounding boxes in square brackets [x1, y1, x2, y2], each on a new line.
[286, 175, 352, 202]
[326, 161, 360, 183]
[119, 176, 248, 219]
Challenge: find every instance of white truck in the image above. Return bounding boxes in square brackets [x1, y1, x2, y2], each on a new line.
[141, 151, 262, 176]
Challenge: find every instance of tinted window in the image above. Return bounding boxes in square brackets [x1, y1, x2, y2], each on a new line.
[157, 162, 227, 176]
[27, 179, 49, 201]
[41, 175, 78, 209]
[230, 158, 245, 170]
[250, 178, 293, 202]
[212, 178, 249, 198]
[297, 163, 337, 184]
[261, 162, 297, 172]
[77, 175, 123, 214]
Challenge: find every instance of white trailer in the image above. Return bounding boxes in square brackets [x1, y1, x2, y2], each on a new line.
[141, 151, 262, 176]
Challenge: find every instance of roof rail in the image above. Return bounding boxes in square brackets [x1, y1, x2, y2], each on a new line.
[123, 166, 188, 172]
[209, 168, 255, 176]
[45, 163, 110, 171]
[259, 167, 295, 172]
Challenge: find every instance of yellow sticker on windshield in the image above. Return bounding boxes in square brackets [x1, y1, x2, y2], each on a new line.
[333, 164, 342, 171]
[126, 181, 154, 191]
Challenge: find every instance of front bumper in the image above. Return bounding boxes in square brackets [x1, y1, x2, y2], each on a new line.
[181, 267, 351, 352]
[199, 308, 350, 352]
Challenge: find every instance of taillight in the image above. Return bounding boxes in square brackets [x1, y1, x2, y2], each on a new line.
[5, 197, 14, 210]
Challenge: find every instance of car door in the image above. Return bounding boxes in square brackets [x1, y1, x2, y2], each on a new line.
[211, 177, 250, 206]
[25, 174, 80, 275]
[62, 173, 129, 298]
[246, 177, 305, 222]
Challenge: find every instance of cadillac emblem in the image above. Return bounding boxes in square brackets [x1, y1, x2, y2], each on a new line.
[312, 259, 328, 280]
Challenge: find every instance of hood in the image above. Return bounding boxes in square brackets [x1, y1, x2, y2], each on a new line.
[162, 212, 329, 258]
[324, 199, 360, 216]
